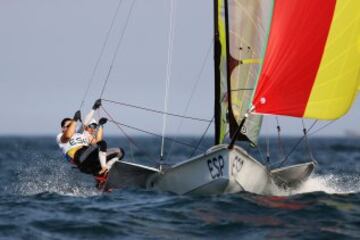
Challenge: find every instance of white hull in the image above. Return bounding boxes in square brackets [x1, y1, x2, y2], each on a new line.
[149, 145, 314, 195]
[147, 145, 269, 195]
[105, 145, 314, 195]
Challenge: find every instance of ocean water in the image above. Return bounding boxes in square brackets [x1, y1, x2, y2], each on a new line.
[0, 136, 359, 239]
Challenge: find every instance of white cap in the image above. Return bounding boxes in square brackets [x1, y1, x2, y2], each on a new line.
[88, 118, 97, 125]
[88, 118, 98, 128]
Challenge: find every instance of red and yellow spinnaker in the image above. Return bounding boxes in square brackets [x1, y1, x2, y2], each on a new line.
[252, 0, 360, 120]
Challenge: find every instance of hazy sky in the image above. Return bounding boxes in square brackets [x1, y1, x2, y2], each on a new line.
[0, 0, 359, 137]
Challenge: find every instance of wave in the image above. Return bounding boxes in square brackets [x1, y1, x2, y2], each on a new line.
[8, 155, 100, 197]
[265, 173, 360, 197]
[294, 174, 360, 195]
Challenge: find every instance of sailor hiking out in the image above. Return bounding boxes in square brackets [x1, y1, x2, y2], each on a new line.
[56, 99, 124, 177]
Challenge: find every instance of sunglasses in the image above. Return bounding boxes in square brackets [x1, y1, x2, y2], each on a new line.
[88, 124, 98, 129]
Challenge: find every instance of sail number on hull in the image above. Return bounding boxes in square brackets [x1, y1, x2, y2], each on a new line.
[231, 155, 244, 176]
[207, 155, 225, 179]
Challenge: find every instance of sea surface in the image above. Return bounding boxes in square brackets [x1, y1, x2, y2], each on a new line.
[0, 136, 359, 240]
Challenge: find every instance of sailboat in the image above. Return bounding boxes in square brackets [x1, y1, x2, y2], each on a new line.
[99, 0, 360, 195]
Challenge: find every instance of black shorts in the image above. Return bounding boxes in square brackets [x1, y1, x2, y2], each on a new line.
[73, 144, 124, 176]
[74, 145, 101, 175]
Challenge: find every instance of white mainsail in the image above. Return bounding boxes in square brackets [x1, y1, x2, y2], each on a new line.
[215, 0, 273, 145]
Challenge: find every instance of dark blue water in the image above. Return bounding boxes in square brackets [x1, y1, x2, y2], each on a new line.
[0, 137, 359, 239]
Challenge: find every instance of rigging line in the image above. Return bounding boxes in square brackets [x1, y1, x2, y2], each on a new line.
[165, 39, 214, 162]
[161, 0, 176, 160]
[101, 99, 212, 122]
[189, 117, 215, 158]
[302, 119, 315, 161]
[277, 120, 318, 167]
[102, 107, 135, 162]
[258, 147, 266, 166]
[309, 121, 337, 136]
[266, 134, 270, 163]
[101, 106, 137, 162]
[79, 0, 123, 110]
[275, 120, 335, 167]
[99, 0, 137, 99]
[101, 106, 136, 162]
[275, 117, 285, 159]
[101, 106, 158, 164]
[255, 142, 266, 164]
[106, 119, 206, 151]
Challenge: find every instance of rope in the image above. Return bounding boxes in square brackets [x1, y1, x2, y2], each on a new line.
[103, 102, 206, 152]
[165, 40, 213, 162]
[266, 135, 270, 163]
[277, 120, 318, 167]
[101, 106, 158, 164]
[309, 121, 336, 136]
[302, 119, 315, 161]
[102, 99, 211, 122]
[256, 142, 266, 164]
[160, 0, 177, 161]
[107, 119, 206, 152]
[188, 117, 214, 158]
[275, 117, 285, 159]
[268, 119, 337, 168]
[99, 0, 137, 98]
[79, 0, 123, 110]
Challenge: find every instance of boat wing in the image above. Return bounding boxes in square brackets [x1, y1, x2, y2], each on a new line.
[104, 161, 159, 190]
[270, 162, 314, 188]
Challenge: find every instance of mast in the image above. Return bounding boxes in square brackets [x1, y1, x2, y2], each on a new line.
[214, 0, 221, 145]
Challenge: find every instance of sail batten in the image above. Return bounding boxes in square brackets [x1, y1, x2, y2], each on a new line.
[252, 0, 360, 120]
[239, 59, 261, 65]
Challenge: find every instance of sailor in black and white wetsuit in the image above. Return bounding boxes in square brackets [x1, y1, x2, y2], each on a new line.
[56, 99, 124, 176]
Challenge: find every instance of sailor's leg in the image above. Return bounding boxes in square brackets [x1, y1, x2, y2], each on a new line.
[105, 158, 118, 169]
[77, 142, 124, 175]
[105, 148, 125, 169]
[97, 140, 108, 170]
[77, 147, 101, 175]
[106, 147, 125, 160]
[77, 145, 97, 164]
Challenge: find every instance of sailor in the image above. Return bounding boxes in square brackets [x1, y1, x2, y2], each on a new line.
[56, 99, 124, 176]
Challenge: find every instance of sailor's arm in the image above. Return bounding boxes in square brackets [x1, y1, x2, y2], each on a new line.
[83, 110, 95, 127]
[80, 109, 95, 133]
[60, 111, 81, 143]
[80, 99, 102, 131]
[96, 126, 104, 142]
[96, 118, 108, 142]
